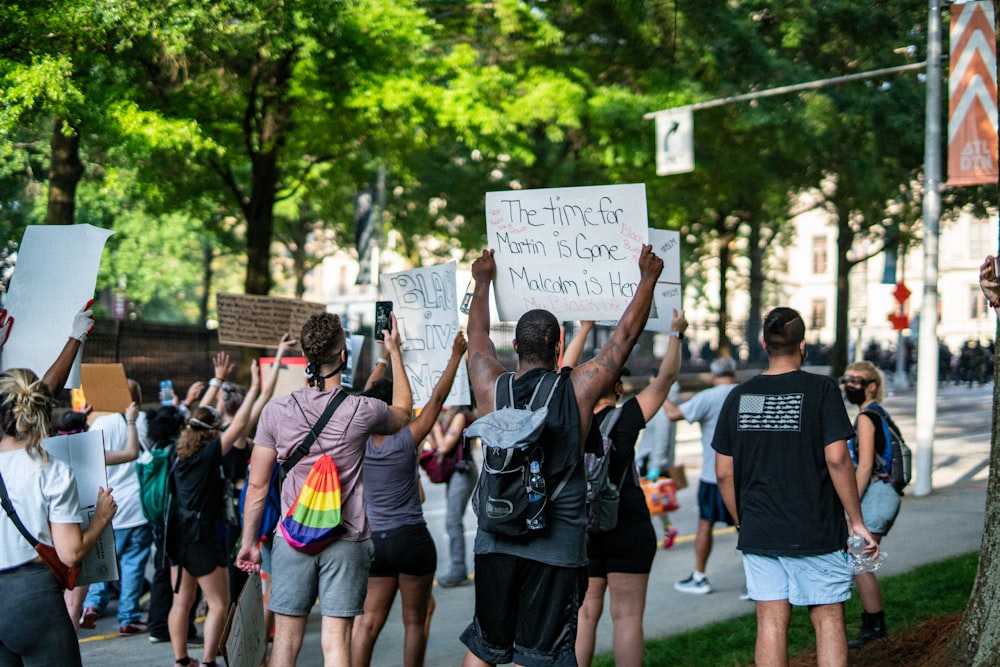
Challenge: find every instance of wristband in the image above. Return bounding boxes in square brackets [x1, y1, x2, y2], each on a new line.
[127, 421, 136, 425]
[668, 331, 684, 340]
[375, 358, 389, 367]
[209, 378, 222, 388]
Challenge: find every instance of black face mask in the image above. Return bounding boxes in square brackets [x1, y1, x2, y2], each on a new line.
[844, 386, 867, 405]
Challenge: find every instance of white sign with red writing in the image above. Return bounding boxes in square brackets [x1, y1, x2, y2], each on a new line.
[485, 183, 649, 322]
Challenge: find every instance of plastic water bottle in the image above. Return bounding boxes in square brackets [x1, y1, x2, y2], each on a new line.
[847, 534, 886, 574]
[526, 460, 546, 531]
[459, 279, 475, 315]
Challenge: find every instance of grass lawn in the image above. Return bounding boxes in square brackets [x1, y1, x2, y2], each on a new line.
[593, 551, 980, 667]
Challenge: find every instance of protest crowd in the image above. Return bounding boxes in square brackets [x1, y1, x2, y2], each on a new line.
[6, 231, 998, 667]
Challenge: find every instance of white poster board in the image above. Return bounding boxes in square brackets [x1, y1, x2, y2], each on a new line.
[341, 333, 364, 390]
[44, 431, 119, 585]
[380, 262, 470, 407]
[2, 224, 114, 387]
[484, 183, 649, 321]
[645, 229, 684, 333]
[221, 574, 266, 667]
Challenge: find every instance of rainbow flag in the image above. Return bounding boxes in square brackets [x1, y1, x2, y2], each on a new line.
[280, 454, 347, 554]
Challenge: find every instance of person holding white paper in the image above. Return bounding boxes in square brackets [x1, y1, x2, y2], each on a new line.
[0, 307, 118, 666]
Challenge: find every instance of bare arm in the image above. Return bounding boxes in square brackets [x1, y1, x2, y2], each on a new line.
[570, 244, 663, 436]
[220, 360, 261, 456]
[200, 352, 234, 408]
[827, 439, 879, 557]
[381, 312, 413, 432]
[407, 333, 467, 445]
[236, 444, 277, 574]
[248, 334, 296, 429]
[561, 321, 594, 368]
[635, 310, 688, 420]
[716, 453, 738, 525]
[853, 414, 876, 498]
[104, 403, 141, 465]
[430, 411, 467, 455]
[466, 249, 506, 416]
[51, 486, 117, 567]
[364, 347, 391, 391]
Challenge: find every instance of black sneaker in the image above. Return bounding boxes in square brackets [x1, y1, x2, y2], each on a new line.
[437, 573, 471, 588]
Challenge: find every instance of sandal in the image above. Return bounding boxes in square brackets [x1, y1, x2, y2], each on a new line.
[175, 659, 194, 667]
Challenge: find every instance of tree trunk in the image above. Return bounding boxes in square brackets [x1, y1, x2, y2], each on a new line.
[45, 117, 83, 225]
[832, 212, 853, 378]
[746, 219, 765, 363]
[244, 156, 277, 296]
[199, 240, 213, 329]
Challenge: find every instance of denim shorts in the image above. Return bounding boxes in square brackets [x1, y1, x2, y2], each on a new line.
[861, 478, 901, 535]
[698, 481, 736, 525]
[743, 551, 852, 606]
[269, 536, 374, 618]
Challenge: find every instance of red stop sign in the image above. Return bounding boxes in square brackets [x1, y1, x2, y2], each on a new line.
[893, 282, 911, 305]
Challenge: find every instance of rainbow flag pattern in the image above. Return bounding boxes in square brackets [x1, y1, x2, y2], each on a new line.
[280, 454, 347, 554]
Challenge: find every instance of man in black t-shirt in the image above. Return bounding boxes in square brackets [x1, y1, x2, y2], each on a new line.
[713, 307, 878, 667]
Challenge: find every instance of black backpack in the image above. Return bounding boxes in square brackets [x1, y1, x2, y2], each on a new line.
[862, 404, 912, 496]
[584, 407, 625, 534]
[466, 371, 563, 537]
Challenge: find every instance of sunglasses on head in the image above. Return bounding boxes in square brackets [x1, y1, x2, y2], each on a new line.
[839, 375, 873, 386]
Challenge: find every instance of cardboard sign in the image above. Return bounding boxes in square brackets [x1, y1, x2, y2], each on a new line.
[1, 224, 114, 387]
[258, 357, 308, 399]
[645, 228, 684, 333]
[221, 574, 266, 667]
[217, 293, 326, 348]
[44, 431, 119, 586]
[485, 183, 649, 321]
[380, 262, 471, 407]
[80, 364, 131, 413]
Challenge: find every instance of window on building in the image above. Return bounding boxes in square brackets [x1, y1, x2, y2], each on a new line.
[971, 286, 988, 319]
[812, 235, 827, 275]
[970, 219, 991, 260]
[810, 299, 826, 329]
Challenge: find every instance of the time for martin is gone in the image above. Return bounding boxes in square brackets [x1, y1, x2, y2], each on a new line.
[485, 183, 673, 323]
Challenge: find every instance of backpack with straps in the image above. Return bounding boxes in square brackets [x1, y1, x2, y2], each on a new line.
[466, 371, 562, 537]
[862, 404, 912, 496]
[136, 443, 177, 527]
[584, 406, 626, 534]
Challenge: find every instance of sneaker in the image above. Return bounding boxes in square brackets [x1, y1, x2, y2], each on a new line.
[119, 622, 148, 636]
[674, 574, 712, 595]
[149, 635, 170, 644]
[80, 607, 100, 630]
[662, 526, 678, 550]
[437, 573, 471, 588]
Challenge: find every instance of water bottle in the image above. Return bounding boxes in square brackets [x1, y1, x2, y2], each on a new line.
[459, 279, 475, 315]
[526, 460, 547, 531]
[847, 534, 886, 574]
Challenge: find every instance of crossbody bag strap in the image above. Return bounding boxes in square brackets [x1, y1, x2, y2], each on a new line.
[0, 470, 40, 547]
[282, 390, 349, 476]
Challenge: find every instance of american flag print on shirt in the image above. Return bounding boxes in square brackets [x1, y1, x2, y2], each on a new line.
[737, 394, 804, 431]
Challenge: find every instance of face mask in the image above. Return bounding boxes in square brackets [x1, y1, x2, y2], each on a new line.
[844, 386, 867, 405]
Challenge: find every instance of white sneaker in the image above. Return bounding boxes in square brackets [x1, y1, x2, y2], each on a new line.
[674, 574, 712, 594]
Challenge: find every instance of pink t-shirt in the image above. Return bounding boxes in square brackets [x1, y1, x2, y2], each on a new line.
[254, 386, 396, 541]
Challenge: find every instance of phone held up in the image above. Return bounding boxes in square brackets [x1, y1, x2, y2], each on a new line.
[374, 301, 393, 342]
[160, 380, 174, 406]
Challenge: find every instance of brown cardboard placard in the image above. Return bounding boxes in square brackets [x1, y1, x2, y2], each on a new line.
[258, 357, 308, 399]
[79, 364, 131, 413]
[216, 293, 327, 348]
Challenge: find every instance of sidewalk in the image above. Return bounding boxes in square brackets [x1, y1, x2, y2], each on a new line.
[79, 383, 992, 665]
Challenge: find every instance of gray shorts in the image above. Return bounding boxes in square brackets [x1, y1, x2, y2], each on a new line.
[860, 479, 901, 535]
[743, 551, 852, 606]
[269, 535, 374, 618]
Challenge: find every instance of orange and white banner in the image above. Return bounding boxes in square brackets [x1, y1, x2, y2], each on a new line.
[948, 1, 998, 187]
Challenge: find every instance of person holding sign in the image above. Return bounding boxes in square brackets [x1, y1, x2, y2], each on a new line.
[460, 245, 663, 667]
[0, 307, 119, 667]
[351, 332, 468, 667]
[237, 312, 412, 667]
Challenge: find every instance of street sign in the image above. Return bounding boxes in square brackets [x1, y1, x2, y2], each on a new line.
[893, 282, 911, 305]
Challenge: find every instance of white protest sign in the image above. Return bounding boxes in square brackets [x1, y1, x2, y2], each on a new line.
[645, 228, 684, 333]
[2, 224, 114, 387]
[44, 431, 119, 585]
[380, 262, 470, 407]
[485, 183, 649, 321]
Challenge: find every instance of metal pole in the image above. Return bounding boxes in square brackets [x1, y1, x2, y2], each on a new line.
[913, 0, 943, 497]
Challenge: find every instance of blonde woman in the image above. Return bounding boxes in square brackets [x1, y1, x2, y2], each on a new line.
[841, 361, 901, 648]
[0, 311, 118, 665]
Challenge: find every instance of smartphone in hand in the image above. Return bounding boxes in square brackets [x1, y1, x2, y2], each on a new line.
[374, 301, 393, 342]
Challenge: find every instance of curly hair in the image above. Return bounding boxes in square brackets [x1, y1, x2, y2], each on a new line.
[762, 307, 805, 357]
[0, 369, 55, 459]
[300, 312, 346, 365]
[176, 406, 221, 459]
[514, 309, 561, 367]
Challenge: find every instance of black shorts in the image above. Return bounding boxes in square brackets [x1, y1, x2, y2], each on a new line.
[586, 516, 657, 577]
[369, 523, 437, 578]
[167, 517, 228, 578]
[460, 553, 588, 667]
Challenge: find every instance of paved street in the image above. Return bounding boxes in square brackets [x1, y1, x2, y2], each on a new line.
[79, 381, 993, 665]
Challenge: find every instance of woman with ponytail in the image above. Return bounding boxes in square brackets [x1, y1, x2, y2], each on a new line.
[0, 306, 118, 665]
[168, 362, 260, 667]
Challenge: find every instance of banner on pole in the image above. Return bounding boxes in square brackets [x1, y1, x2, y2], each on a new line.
[948, 1, 998, 186]
[655, 107, 694, 176]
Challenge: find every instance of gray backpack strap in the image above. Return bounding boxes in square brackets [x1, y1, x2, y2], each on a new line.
[494, 372, 515, 410]
[527, 372, 561, 410]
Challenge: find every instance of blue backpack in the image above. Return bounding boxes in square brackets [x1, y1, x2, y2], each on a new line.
[238, 462, 282, 542]
[862, 404, 912, 496]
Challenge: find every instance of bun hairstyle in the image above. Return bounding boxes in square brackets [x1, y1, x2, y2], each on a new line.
[176, 405, 221, 459]
[762, 307, 806, 357]
[0, 368, 55, 459]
